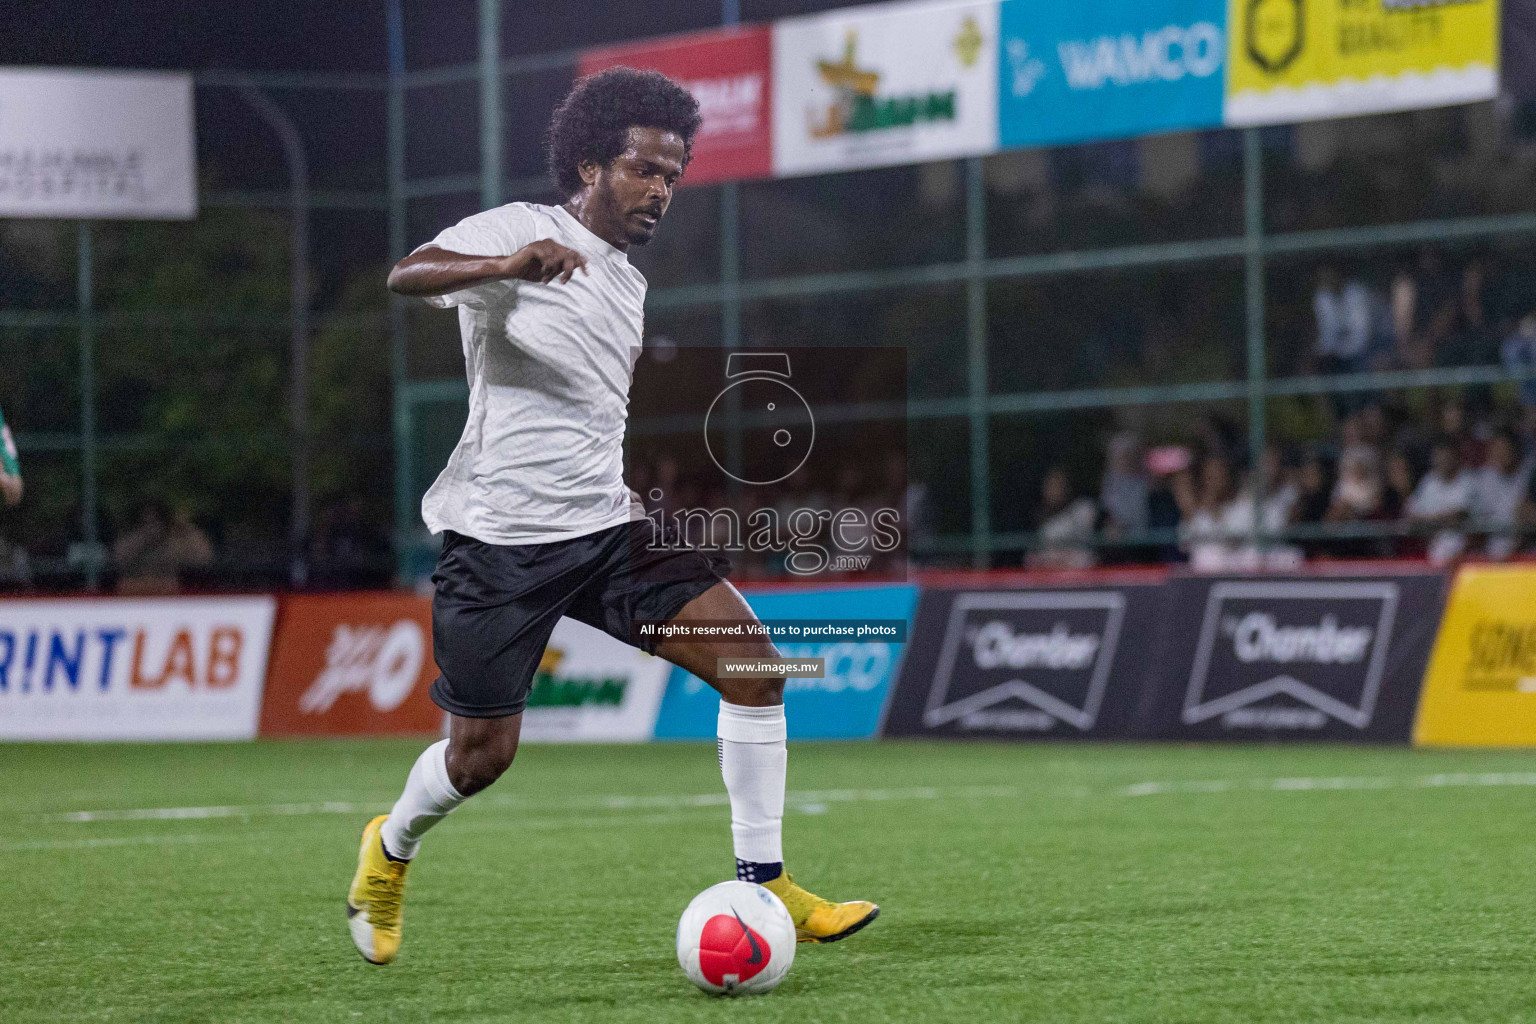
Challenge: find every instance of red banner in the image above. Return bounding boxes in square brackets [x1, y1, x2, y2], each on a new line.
[259, 593, 441, 737]
[579, 25, 773, 184]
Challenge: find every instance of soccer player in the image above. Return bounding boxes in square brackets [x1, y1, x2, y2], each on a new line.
[345, 68, 878, 965]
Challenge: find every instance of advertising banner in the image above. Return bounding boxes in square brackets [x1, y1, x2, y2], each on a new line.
[0, 597, 275, 741]
[519, 617, 673, 744]
[259, 593, 439, 737]
[1139, 573, 1445, 741]
[579, 25, 774, 183]
[882, 583, 1165, 739]
[653, 584, 919, 740]
[1224, 0, 1500, 126]
[997, 0, 1228, 148]
[0, 69, 197, 220]
[771, 0, 999, 177]
[1414, 565, 1536, 746]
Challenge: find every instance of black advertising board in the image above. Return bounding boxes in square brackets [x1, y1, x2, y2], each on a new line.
[882, 584, 1167, 739]
[1135, 572, 1448, 742]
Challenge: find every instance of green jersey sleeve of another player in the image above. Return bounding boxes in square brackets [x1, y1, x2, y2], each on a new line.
[0, 404, 19, 477]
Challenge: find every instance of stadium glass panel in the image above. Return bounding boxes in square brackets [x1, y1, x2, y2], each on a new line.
[741, 286, 966, 401]
[983, 129, 1245, 259]
[739, 162, 966, 279]
[1264, 102, 1536, 234]
[986, 263, 1247, 395]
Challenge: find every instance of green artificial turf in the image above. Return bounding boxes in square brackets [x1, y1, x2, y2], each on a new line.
[4, 740, 1536, 1023]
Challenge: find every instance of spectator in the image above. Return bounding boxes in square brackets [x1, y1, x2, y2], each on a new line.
[1406, 438, 1475, 564]
[1393, 248, 1459, 369]
[113, 499, 215, 595]
[1325, 445, 1384, 559]
[1099, 431, 1148, 540]
[1500, 309, 1536, 411]
[309, 499, 393, 589]
[1328, 448, 1383, 522]
[1438, 397, 1487, 468]
[1245, 442, 1300, 532]
[1144, 445, 1193, 562]
[1291, 450, 1334, 558]
[1314, 264, 1392, 418]
[0, 402, 20, 508]
[1181, 454, 1240, 569]
[0, 402, 28, 590]
[1471, 429, 1530, 560]
[1029, 466, 1097, 569]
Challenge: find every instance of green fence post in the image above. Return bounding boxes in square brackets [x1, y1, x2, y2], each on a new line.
[1244, 127, 1267, 550]
[966, 157, 991, 568]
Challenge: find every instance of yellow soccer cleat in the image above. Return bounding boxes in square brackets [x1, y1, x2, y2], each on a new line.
[762, 872, 879, 944]
[346, 814, 409, 965]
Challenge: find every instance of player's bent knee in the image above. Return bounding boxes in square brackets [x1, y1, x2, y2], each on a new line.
[445, 735, 518, 796]
[719, 675, 785, 708]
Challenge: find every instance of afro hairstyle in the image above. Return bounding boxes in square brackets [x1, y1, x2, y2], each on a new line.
[545, 67, 703, 198]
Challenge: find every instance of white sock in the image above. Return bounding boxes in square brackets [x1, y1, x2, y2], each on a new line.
[717, 701, 787, 877]
[379, 739, 465, 861]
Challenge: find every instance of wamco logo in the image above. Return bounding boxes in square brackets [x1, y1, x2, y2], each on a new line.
[924, 592, 1124, 733]
[1057, 22, 1224, 91]
[1183, 582, 1398, 730]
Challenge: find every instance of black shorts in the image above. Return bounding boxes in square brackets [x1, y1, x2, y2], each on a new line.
[429, 521, 731, 718]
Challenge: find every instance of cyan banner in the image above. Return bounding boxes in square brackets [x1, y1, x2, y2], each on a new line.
[998, 0, 1227, 149]
[652, 584, 919, 741]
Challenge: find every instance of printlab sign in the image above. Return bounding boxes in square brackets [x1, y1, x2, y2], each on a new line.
[0, 68, 197, 219]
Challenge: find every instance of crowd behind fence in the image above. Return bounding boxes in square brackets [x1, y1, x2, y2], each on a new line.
[4, 13, 1536, 589]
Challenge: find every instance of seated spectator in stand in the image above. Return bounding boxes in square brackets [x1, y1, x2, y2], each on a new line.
[1291, 450, 1333, 558]
[1327, 448, 1383, 521]
[1437, 397, 1487, 469]
[1099, 432, 1147, 541]
[1029, 466, 1097, 569]
[1380, 448, 1419, 557]
[1144, 445, 1193, 562]
[1182, 453, 1298, 571]
[0, 403, 28, 590]
[114, 499, 215, 595]
[0, 404, 20, 508]
[1474, 429, 1533, 560]
[1314, 265, 1392, 416]
[1406, 438, 1476, 564]
[1325, 446, 1383, 559]
[309, 499, 393, 589]
[1501, 309, 1536, 412]
[1393, 247, 1459, 370]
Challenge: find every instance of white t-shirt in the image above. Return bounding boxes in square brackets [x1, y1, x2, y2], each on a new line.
[417, 202, 649, 545]
[1407, 470, 1474, 520]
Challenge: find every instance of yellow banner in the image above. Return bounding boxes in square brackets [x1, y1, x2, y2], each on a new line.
[1415, 565, 1536, 747]
[1226, 0, 1500, 125]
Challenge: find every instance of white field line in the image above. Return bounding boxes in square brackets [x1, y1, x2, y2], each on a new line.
[0, 832, 253, 853]
[1122, 772, 1536, 797]
[40, 785, 1021, 825]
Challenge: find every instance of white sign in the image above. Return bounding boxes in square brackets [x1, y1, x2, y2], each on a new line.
[0, 597, 275, 740]
[0, 68, 197, 219]
[520, 617, 671, 744]
[772, 0, 999, 177]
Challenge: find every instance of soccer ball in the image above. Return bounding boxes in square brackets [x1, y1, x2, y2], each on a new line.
[676, 880, 796, 996]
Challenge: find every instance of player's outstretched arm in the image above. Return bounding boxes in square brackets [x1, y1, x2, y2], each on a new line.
[387, 240, 589, 297]
[0, 472, 20, 507]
